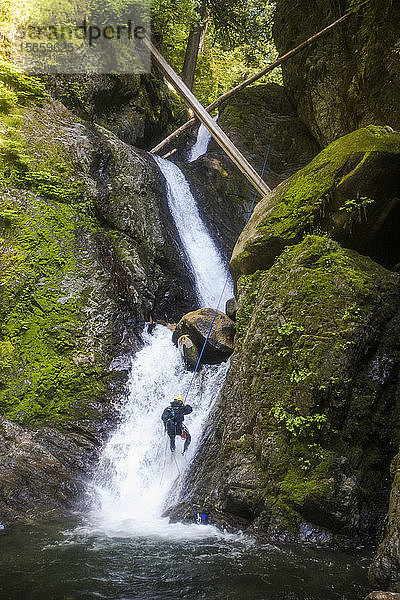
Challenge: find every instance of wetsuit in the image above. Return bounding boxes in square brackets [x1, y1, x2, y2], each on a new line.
[161, 402, 193, 453]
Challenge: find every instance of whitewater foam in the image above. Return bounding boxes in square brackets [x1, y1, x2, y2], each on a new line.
[88, 325, 230, 540]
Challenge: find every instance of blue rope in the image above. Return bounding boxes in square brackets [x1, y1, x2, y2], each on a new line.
[172, 452, 199, 521]
[183, 146, 271, 405]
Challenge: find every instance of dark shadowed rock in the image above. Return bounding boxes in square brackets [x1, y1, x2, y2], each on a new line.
[46, 73, 187, 150]
[181, 83, 319, 260]
[225, 298, 237, 322]
[172, 309, 235, 362]
[177, 335, 200, 370]
[369, 452, 400, 589]
[274, 0, 400, 147]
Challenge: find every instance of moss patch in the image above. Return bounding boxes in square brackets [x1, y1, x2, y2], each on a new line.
[0, 194, 109, 426]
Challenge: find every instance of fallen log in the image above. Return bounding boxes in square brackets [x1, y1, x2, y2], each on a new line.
[137, 29, 271, 197]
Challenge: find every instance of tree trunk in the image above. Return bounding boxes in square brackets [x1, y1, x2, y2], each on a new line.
[181, 3, 208, 91]
[181, 24, 203, 90]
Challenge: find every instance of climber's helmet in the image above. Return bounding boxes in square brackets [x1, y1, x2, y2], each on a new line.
[171, 395, 184, 406]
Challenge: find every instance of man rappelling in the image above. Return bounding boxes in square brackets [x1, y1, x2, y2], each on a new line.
[161, 395, 193, 454]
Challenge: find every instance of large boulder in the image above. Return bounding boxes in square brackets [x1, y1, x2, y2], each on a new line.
[178, 236, 400, 545]
[230, 126, 400, 280]
[273, 0, 400, 147]
[172, 309, 235, 362]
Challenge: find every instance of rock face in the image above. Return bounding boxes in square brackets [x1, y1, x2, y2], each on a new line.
[370, 454, 400, 589]
[231, 126, 400, 279]
[0, 67, 196, 525]
[46, 73, 187, 150]
[172, 309, 235, 362]
[273, 0, 400, 147]
[182, 236, 400, 546]
[0, 417, 97, 526]
[182, 83, 319, 260]
[177, 335, 200, 369]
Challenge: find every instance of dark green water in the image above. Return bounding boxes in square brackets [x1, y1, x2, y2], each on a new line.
[0, 520, 371, 600]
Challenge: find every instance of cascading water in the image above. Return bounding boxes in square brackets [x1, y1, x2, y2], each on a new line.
[153, 154, 234, 309]
[88, 155, 234, 540]
[89, 325, 230, 539]
[187, 115, 218, 163]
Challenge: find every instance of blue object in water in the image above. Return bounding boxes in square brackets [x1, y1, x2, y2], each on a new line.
[198, 513, 208, 524]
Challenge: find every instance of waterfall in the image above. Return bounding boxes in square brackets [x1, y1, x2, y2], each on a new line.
[187, 115, 217, 163]
[153, 155, 234, 309]
[88, 157, 234, 539]
[89, 325, 229, 539]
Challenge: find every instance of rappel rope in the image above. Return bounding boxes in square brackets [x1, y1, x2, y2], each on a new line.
[183, 145, 271, 405]
[159, 437, 169, 486]
[172, 452, 200, 522]
[172, 145, 271, 522]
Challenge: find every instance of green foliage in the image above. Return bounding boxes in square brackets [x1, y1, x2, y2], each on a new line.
[339, 195, 375, 213]
[270, 405, 327, 438]
[0, 62, 46, 109]
[151, 0, 280, 106]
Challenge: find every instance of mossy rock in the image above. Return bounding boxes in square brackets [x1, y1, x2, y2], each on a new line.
[231, 126, 400, 280]
[274, 0, 400, 147]
[0, 90, 195, 430]
[184, 235, 400, 544]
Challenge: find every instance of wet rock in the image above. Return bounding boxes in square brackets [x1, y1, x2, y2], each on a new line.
[369, 452, 400, 588]
[231, 126, 400, 280]
[178, 335, 200, 369]
[274, 0, 400, 147]
[0, 416, 98, 526]
[180, 236, 400, 546]
[172, 308, 235, 362]
[225, 298, 237, 322]
[364, 594, 400, 600]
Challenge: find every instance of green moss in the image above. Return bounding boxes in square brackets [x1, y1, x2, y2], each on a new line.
[0, 112, 85, 205]
[269, 127, 400, 233]
[0, 61, 46, 111]
[235, 270, 268, 337]
[231, 126, 400, 277]
[0, 196, 107, 426]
